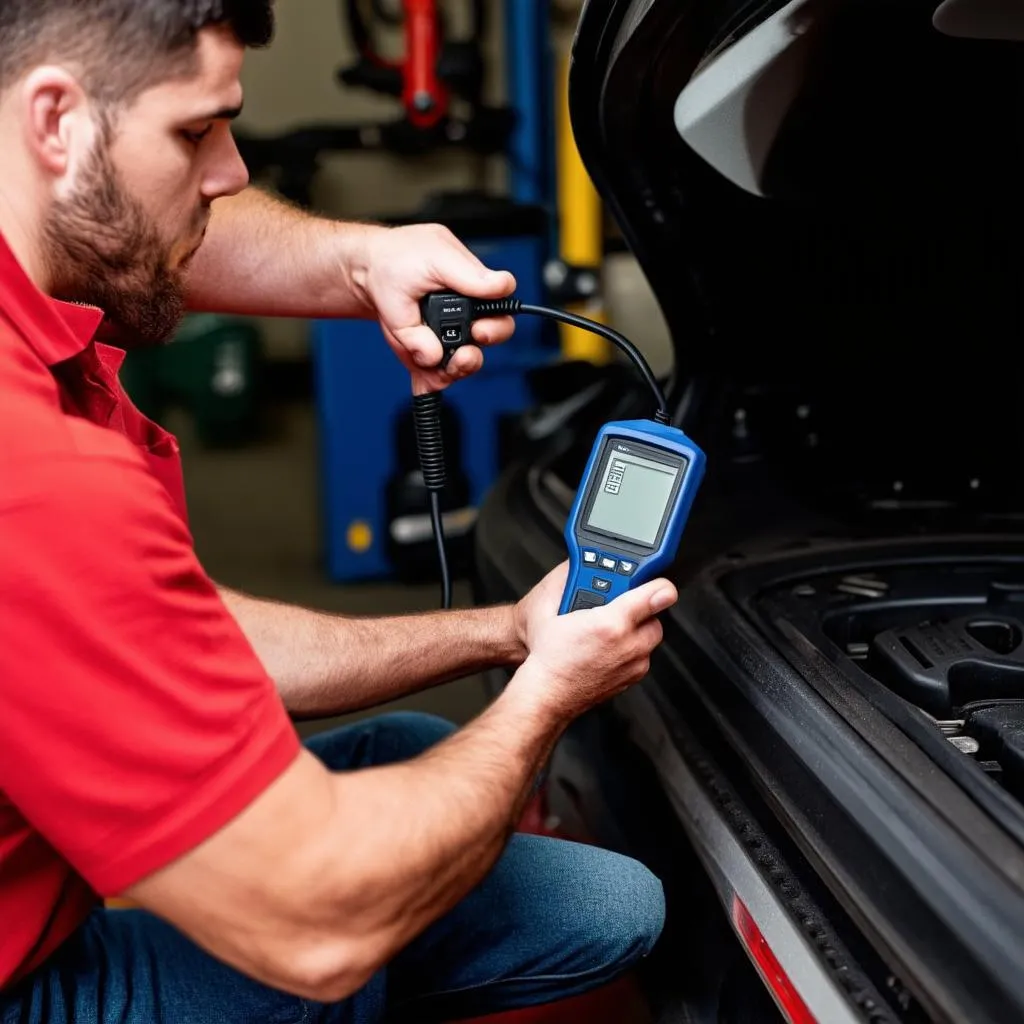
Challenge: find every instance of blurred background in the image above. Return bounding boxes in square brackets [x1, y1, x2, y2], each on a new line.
[121, 0, 674, 739]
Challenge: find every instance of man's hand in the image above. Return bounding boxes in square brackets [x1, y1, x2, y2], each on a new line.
[512, 562, 570, 657]
[353, 224, 517, 395]
[184, 192, 516, 392]
[511, 578, 679, 721]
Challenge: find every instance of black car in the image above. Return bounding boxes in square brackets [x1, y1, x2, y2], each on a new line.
[473, 1, 1024, 1021]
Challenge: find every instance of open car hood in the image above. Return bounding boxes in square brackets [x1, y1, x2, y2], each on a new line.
[673, 0, 1024, 199]
[570, 0, 1024, 520]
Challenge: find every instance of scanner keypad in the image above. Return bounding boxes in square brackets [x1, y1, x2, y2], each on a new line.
[577, 550, 640, 606]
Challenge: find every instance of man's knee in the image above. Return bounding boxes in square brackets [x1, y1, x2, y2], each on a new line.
[582, 849, 666, 969]
[491, 834, 666, 978]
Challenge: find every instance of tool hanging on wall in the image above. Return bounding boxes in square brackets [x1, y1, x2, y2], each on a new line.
[339, 0, 484, 128]
[235, 0, 512, 207]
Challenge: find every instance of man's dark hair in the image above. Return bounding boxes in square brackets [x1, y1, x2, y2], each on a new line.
[0, 1, 274, 102]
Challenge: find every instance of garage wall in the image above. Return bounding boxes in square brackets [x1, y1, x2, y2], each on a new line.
[234, 1, 672, 379]
[238, 2, 509, 218]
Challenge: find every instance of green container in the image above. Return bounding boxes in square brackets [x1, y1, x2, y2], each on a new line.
[120, 314, 265, 447]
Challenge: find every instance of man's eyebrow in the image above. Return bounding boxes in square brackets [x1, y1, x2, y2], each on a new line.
[192, 101, 244, 122]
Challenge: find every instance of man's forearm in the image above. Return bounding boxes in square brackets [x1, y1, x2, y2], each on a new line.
[125, 664, 568, 1002]
[185, 187, 381, 320]
[314, 670, 563, 989]
[219, 586, 525, 717]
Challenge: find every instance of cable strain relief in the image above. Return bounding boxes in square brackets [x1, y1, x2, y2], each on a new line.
[653, 409, 671, 425]
[471, 297, 522, 319]
[413, 392, 447, 492]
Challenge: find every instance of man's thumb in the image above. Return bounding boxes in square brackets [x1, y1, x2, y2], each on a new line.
[623, 580, 678, 623]
[444, 262, 516, 299]
[481, 268, 517, 298]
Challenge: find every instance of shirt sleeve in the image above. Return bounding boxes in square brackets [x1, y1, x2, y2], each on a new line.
[0, 452, 301, 896]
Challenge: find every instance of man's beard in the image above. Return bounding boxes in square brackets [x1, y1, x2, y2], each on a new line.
[43, 134, 198, 348]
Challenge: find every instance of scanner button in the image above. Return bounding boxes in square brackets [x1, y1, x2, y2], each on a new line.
[571, 590, 607, 611]
[583, 550, 598, 565]
[617, 560, 637, 576]
[441, 321, 463, 343]
[600, 556, 617, 571]
[592, 577, 612, 593]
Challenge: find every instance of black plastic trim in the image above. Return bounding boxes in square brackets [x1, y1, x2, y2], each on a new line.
[726, 540, 1024, 848]
[627, 680, 903, 1023]
[660, 562, 1024, 1022]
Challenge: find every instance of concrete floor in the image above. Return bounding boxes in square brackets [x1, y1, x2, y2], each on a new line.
[175, 400, 494, 740]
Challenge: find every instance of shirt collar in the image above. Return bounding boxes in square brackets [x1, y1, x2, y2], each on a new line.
[0, 230, 105, 366]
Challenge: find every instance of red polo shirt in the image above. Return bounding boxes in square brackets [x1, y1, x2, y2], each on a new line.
[0, 234, 301, 990]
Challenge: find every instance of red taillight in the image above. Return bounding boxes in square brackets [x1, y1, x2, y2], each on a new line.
[731, 895, 818, 1024]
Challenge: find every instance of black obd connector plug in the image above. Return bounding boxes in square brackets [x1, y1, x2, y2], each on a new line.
[419, 293, 526, 370]
[419, 292, 475, 369]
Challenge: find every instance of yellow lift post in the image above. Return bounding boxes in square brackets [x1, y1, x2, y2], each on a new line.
[555, 50, 611, 365]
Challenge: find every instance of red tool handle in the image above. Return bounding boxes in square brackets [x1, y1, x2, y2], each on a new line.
[402, 0, 447, 128]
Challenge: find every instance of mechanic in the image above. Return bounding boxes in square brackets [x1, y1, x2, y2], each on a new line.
[0, 3, 680, 1023]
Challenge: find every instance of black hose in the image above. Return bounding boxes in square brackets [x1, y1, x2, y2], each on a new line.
[471, 298, 670, 422]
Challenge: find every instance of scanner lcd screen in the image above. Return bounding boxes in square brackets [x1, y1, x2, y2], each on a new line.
[585, 450, 680, 547]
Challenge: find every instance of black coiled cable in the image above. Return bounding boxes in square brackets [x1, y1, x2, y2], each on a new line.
[413, 392, 452, 609]
[413, 392, 447, 491]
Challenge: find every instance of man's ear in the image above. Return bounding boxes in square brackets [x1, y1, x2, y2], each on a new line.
[20, 66, 96, 189]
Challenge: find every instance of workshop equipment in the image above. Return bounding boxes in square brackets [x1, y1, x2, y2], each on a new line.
[312, 196, 554, 585]
[234, 0, 515, 207]
[119, 314, 266, 447]
[504, 0, 556, 215]
[339, 0, 465, 130]
[263, 2, 565, 586]
[553, 50, 610, 365]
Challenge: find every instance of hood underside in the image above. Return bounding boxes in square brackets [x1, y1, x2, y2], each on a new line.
[570, 0, 1024, 517]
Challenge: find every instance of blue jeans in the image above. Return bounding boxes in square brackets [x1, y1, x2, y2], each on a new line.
[1, 712, 665, 1023]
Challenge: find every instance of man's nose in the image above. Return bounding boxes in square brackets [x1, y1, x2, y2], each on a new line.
[202, 130, 250, 201]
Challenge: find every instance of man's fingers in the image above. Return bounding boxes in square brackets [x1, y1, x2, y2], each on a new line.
[645, 581, 678, 617]
[406, 347, 483, 396]
[410, 368, 451, 396]
[638, 617, 664, 651]
[471, 316, 515, 347]
[445, 344, 484, 379]
[391, 324, 444, 369]
[390, 320, 496, 376]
